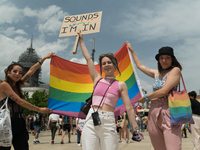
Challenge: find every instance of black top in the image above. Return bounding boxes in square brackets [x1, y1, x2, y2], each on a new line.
[190, 98, 200, 115]
[34, 113, 43, 125]
[1, 97, 23, 114]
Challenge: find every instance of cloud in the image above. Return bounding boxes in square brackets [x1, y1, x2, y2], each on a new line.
[4, 27, 27, 36]
[0, 2, 23, 24]
[117, 0, 200, 42]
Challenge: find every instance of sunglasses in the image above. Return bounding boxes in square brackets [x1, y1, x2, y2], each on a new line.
[99, 53, 113, 58]
[11, 61, 24, 68]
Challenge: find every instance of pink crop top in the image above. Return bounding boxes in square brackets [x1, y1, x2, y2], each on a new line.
[92, 78, 121, 108]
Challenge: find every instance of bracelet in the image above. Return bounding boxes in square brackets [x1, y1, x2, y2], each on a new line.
[144, 94, 150, 103]
[39, 59, 43, 65]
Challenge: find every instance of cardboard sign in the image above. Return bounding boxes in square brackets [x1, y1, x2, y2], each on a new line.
[59, 11, 103, 37]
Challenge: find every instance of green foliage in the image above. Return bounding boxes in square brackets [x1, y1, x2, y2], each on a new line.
[23, 90, 49, 116]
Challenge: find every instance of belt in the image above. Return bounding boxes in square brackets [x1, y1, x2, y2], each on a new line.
[10, 113, 24, 118]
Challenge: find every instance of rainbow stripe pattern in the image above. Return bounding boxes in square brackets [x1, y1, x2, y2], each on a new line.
[168, 86, 194, 125]
[47, 43, 142, 118]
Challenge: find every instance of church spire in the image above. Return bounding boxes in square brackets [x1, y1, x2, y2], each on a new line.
[30, 35, 33, 48]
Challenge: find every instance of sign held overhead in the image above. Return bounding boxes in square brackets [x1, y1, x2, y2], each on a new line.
[59, 11, 103, 37]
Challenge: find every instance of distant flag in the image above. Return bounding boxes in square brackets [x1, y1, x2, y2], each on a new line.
[47, 43, 142, 118]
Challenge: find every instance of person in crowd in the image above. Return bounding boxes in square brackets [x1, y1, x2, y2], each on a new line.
[127, 43, 182, 150]
[121, 112, 129, 143]
[33, 112, 44, 144]
[0, 53, 53, 150]
[79, 34, 143, 150]
[47, 113, 60, 144]
[117, 115, 123, 142]
[76, 118, 85, 147]
[57, 115, 63, 135]
[188, 91, 200, 150]
[60, 115, 72, 144]
[71, 117, 77, 135]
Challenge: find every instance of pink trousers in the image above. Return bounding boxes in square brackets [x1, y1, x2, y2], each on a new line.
[148, 98, 181, 150]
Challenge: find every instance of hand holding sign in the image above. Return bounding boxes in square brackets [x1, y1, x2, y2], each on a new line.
[59, 11, 102, 54]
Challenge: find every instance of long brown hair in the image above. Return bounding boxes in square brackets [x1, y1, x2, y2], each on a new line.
[4, 64, 25, 99]
[157, 56, 182, 73]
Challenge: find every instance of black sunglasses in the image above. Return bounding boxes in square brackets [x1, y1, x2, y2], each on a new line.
[11, 61, 24, 68]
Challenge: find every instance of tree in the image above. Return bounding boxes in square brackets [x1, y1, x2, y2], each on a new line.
[23, 90, 49, 116]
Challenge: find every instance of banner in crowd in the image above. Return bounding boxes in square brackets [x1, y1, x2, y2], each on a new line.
[47, 43, 142, 118]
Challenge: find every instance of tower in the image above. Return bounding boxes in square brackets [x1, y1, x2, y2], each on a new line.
[18, 36, 41, 87]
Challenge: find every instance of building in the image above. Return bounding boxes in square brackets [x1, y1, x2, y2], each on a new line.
[18, 36, 49, 97]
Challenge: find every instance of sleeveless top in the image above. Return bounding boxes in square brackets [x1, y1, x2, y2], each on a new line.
[92, 78, 121, 108]
[1, 97, 23, 114]
[153, 73, 178, 97]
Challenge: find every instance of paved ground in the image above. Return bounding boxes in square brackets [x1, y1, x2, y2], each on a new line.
[11, 129, 194, 150]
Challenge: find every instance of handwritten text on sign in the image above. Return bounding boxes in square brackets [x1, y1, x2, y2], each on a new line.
[59, 11, 102, 37]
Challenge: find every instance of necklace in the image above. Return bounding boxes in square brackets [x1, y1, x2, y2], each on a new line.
[105, 76, 115, 79]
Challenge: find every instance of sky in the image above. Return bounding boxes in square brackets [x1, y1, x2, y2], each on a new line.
[0, 0, 199, 95]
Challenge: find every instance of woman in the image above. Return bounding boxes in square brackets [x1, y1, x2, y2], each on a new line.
[60, 115, 72, 144]
[121, 111, 129, 143]
[47, 113, 60, 144]
[0, 53, 53, 150]
[127, 43, 182, 150]
[116, 115, 123, 142]
[76, 118, 85, 147]
[79, 34, 143, 150]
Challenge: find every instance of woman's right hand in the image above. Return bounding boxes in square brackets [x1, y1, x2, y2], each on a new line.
[78, 32, 83, 41]
[39, 108, 52, 114]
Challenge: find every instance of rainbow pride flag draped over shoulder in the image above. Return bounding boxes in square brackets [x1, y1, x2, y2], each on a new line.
[47, 43, 142, 118]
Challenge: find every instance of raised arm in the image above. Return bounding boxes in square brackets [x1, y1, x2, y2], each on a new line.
[119, 81, 139, 132]
[78, 34, 101, 83]
[127, 42, 156, 78]
[21, 52, 54, 83]
[139, 67, 181, 103]
[0, 82, 51, 114]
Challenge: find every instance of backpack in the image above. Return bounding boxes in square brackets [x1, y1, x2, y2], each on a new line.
[33, 113, 40, 123]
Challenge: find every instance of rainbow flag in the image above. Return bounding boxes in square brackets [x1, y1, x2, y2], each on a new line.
[47, 43, 142, 118]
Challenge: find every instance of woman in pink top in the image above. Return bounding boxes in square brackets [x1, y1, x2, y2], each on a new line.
[78, 34, 143, 150]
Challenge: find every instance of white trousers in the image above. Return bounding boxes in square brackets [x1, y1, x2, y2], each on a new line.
[191, 114, 200, 150]
[82, 108, 119, 150]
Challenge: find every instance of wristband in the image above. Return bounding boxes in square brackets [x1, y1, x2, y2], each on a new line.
[39, 59, 43, 65]
[144, 94, 150, 103]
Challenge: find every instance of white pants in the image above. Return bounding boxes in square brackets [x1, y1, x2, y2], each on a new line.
[82, 108, 119, 150]
[191, 114, 200, 150]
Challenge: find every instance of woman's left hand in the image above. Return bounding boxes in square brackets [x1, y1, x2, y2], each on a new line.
[138, 97, 146, 103]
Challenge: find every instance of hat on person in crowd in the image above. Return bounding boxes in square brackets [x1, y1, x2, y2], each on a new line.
[155, 46, 176, 61]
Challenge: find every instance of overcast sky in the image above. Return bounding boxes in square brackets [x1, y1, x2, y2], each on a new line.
[0, 0, 199, 95]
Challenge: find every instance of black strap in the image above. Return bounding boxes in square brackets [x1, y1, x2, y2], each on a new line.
[92, 80, 115, 112]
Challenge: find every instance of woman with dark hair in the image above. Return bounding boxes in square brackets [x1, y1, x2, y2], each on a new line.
[79, 34, 143, 150]
[127, 43, 182, 150]
[0, 53, 53, 150]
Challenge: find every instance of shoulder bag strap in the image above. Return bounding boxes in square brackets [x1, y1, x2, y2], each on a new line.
[92, 80, 116, 112]
[0, 97, 8, 110]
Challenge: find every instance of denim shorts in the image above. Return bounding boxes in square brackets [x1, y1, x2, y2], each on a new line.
[35, 125, 41, 133]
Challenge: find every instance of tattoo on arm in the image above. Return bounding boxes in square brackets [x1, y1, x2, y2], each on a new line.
[23, 75, 30, 81]
[9, 95, 18, 102]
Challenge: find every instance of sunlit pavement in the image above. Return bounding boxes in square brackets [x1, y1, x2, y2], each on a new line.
[11, 129, 194, 150]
